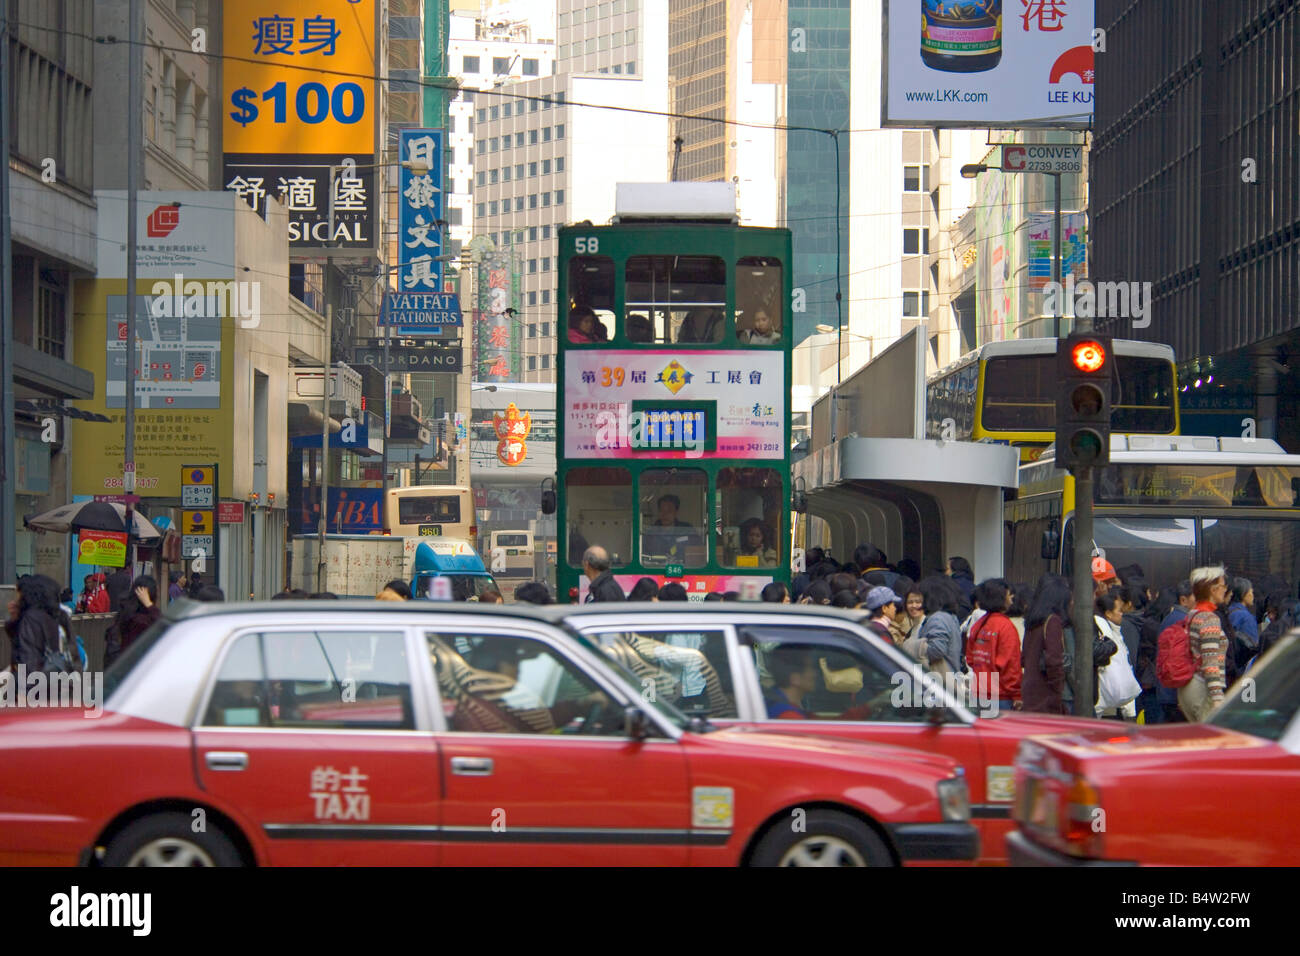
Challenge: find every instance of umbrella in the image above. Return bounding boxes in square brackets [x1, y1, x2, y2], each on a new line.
[25, 500, 162, 542]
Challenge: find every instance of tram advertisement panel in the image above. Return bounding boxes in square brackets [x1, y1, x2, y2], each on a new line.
[564, 350, 784, 459]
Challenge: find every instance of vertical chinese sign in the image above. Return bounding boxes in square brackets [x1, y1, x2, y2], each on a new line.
[222, 1, 379, 253]
[397, 129, 444, 295]
[476, 250, 520, 382]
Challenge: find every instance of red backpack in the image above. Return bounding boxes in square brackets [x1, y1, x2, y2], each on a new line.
[1156, 615, 1198, 688]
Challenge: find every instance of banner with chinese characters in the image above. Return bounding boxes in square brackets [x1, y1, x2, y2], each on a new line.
[563, 350, 785, 460]
[493, 403, 531, 466]
[475, 251, 521, 381]
[398, 129, 444, 294]
[77, 530, 128, 568]
[222, 0, 379, 251]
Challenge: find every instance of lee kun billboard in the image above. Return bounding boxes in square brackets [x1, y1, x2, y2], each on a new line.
[222, 1, 380, 251]
[883, 0, 1094, 128]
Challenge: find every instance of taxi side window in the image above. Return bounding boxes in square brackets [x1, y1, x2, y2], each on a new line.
[201, 631, 415, 730]
[739, 626, 927, 722]
[426, 632, 624, 736]
[591, 630, 737, 719]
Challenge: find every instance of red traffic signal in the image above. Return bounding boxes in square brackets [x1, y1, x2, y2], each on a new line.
[1070, 339, 1107, 374]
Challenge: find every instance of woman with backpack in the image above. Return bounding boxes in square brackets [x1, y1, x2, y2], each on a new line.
[1177, 566, 1231, 722]
[5, 575, 76, 674]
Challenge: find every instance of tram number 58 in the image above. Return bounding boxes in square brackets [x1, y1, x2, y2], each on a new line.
[574, 237, 599, 254]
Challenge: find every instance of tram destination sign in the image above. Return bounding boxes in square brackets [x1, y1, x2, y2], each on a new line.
[382, 292, 463, 333]
[353, 345, 462, 372]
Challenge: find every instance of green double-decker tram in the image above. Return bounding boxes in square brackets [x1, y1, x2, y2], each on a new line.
[555, 184, 794, 602]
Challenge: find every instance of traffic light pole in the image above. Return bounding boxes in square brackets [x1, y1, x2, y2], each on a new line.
[1070, 311, 1097, 717]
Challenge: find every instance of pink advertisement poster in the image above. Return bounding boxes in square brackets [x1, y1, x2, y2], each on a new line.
[577, 573, 773, 603]
[564, 350, 784, 460]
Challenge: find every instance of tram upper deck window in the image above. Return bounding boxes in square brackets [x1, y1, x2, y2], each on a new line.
[566, 256, 616, 343]
[625, 256, 726, 344]
[736, 258, 783, 345]
[565, 466, 633, 568]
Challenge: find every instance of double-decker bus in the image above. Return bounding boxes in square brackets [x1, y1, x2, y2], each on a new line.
[926, 338, 1179, 462]
[555, 183, 792, 602]
[385, 484, 476, 540]
[1006, 435, 1300, 588]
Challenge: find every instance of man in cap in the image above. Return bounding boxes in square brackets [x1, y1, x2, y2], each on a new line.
[864, 586, 900, 644]
[1092, 557, 1121, 598]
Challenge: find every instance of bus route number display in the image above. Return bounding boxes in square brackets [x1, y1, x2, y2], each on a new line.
[634, 409, 707, 449]
[418, 524, 443, 537]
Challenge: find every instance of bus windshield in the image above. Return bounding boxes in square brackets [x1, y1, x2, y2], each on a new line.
[982, 353, 1175, 433]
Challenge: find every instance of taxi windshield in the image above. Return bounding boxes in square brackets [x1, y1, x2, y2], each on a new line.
[568, 629, 694, 731]
[1208, 632, 1300, 742]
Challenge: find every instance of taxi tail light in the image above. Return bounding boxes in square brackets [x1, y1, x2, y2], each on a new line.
[1062, 775, 1103, 857]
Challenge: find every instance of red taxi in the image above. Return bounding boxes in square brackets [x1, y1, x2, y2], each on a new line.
[557, 603, 1109, 865]
[1008, 629, 1300, 866]
[0, 601, 976, 867]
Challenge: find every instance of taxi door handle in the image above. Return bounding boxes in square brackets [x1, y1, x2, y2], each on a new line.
[450, 756, 494, 776]
[205, 751, 249, 771]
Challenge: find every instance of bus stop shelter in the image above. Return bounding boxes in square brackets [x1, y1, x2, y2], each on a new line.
[793, 437, 1020, 579]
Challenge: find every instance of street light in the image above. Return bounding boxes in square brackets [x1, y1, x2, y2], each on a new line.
[959, 158, 1065, 337]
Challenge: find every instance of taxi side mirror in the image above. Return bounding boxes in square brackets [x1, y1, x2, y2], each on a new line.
[624, 705, 651, 741]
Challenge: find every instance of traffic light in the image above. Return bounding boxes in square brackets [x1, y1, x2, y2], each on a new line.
[1055, 333, 1113, 471]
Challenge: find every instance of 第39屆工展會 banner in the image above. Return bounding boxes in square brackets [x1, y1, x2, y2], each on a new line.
[884, 0, 1094, 128]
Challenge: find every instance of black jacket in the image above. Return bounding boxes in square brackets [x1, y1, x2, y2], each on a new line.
[104, 603, 161, 666]
[5, 607, 57, 671]
[105, 570, 132, 613]
[585, 571, 626, 603]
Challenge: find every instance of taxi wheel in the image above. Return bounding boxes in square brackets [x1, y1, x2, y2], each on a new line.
[103, 813, 245, 867]
[751, 811, 892, 867]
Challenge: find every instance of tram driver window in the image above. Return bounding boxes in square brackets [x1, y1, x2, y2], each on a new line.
[735, 258, 783, 345]
[640, 469, 708, 568]
[625, 256, 726, 344]
[718, 467, 783, 568]
[566, 256, 616, 343]
[565, 467, 633, 568]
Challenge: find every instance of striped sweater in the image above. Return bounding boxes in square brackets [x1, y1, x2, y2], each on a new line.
[1189, 606, 1227, 702]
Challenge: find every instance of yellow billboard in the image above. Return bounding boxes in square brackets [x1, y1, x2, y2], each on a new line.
[223, 1, 378, 154]
[69, 279, 234, 499]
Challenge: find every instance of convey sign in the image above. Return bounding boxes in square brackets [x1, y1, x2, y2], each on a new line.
[1002, 144, 1083, 174]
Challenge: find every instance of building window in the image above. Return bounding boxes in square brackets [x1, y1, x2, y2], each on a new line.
[464, 55, 481, 73]
[531, 99, 540, 112]
[613, 0, 623, 12]
[528, 194, 538, 209]
[541, 295, 550, 309]
[477, 108, 486, 123]
[541, 257, 551, 271]
[489, 137, 498, 152]
[528, 292, 538, 306]
[490, 168, 499, 184]
[528, 259, 538, 273]
[490, 233, 498, 245]
[515, 164, 525, 178]
[529, 129, 539, 145]
[903, 291, 930, 316]
[528, 356, 537, 371]
[626, 62, 635, 73]
[558, 12, 569, 28]
[36, 279, 66, 357]
[501, 166, 510, 182]
[613, 64, 622, 74]
[528, 226, 538, 241]
[542, 225, 552, 239]
[625, 29, 636, 45]
[477, 140, 486, 154]
[516, 230, 526, 243]
[523, 58, 539, 76]
[556, 157, 565, 172]
[501, 232, 511, 246]
[542, 127, 551, 142]
[542, 192, 551, 206]
[489, 201, 499, 215]
[490, 106, 499, 120]
[541, 355, 550, 369]
[512, 132, 521, 148]
[556, 125, 565, 140]
[555, 189, 565, 204]
[492, 57, 511, 74]
[476, 171, 486, 186]
[903, 228, 929, 255]
[476, 202, 485, 217]
[448, 206, 463, 225]
[904, 165, 929, 192]
[541, 159, 551, 174]
[515, 196, 525, 211]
